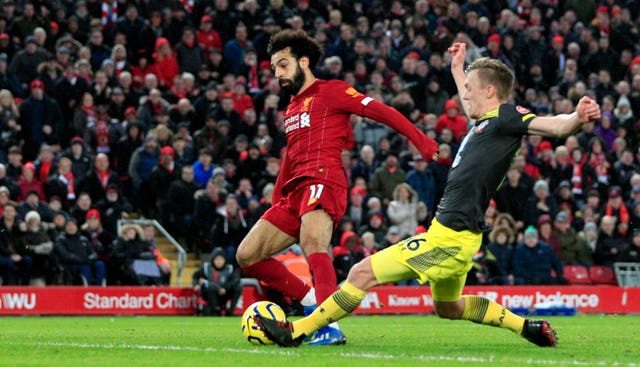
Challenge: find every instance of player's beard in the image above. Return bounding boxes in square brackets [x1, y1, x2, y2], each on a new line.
[278, 63, 306, 95]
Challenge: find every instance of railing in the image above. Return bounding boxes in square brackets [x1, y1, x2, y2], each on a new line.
[614, 262, 640, 287]
[117, 219, 188, 286]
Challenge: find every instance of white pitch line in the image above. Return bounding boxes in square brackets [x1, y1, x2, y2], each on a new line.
[4, 341, 637, 367]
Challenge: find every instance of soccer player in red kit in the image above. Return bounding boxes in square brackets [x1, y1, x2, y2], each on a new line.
[235, 29, 439, 345]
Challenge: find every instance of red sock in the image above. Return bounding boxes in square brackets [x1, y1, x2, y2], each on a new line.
[242, 258, 311, 301]
[307, 252, 337, 303]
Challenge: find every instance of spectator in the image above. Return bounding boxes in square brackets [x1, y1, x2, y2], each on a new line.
[80, 153, 120, 204]
[175, 27, 204, 76]
[114, 121, 143, 196]
[495, 165, 530, 228]
[350, 145, 377, 182]
[345, 186, 368, 230]
[196, 15, 222, 52]
[369, 153, 406, 207]
[192, 247, 241, 316]
[61, 137, 92, 187]
[525, 180, 558, 226]
[512, 226, 565, 285]
[43, 156, 76, 206]
[20, 210, 56, 285]
[69, 192, 93, 228]
[594, 215, 628, 267]
[378, 225, 403, 250]
[360, 231, 378, 256]
[485, 225, 516, 285]
[387, 182, 424, 238]
[0, 54, 23, 98]
[114, 4, 155, 66]
[214, 194, 249, 265]
[406, 154, 436, 213]
[53, 63, 90, 124]
[149, 146, 180, 224]
[17, 162, 45, 202]
[554, 181, 578, 219]
[436, 99, 468, 142]
[81, 209, 116, 282]
[18, 79, 64, 161]
[111, 223, 162, 286]
[236, 143, 264, 188]
[611, 150, 640, 194]
[620, 228, 640, 262]
[128, 135, 160, 216]
[332, 231, 365, 283]
[167, 165, 199, 250]
[94, 184, 133, 238]
[224, 23, 253, 75]
[553, 211, 591, 266]
[54, 218, 106, 286]
[140, 224, 172, 286]
[193, 179, 225, 254]
[603, 186, 630, 237]
[8, 36, 48, 88]
[0, 203, 32, 285]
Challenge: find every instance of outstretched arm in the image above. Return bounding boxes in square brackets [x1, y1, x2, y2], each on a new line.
[331, 81, 438, 161]
[361, 100, 439, 162]
[447, 42, 472, 119]
[527, 97, 601, 138]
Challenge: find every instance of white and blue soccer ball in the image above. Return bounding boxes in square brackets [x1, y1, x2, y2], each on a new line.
[241, 301, 287, 345]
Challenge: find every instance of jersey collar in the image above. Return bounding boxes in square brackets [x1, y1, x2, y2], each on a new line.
[477, 106, 500, 123]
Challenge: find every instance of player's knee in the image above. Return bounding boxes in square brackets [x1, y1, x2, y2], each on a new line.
[346, 260, 376, 290]
[235, 243, 254, 267]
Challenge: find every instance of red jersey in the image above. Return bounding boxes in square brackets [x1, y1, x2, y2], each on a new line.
[276, 79, 437, 196]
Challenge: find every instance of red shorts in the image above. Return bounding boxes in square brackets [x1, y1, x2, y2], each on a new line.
[262, 178, 347, 239]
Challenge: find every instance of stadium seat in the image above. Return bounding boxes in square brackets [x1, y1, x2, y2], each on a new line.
[563, 265, 592, 285]
[589, 265, 617, 285]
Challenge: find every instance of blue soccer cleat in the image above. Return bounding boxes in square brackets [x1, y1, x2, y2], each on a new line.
[307, 325, 347, 346]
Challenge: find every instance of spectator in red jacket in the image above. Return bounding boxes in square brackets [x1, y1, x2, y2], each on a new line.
[436, 99, 468, 142]
[196, 15, 222, 55]
[151, 37, 179, 89]
[17, 162, 45, 201]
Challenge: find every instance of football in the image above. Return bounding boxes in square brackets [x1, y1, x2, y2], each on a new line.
[241, 301, 287, 345]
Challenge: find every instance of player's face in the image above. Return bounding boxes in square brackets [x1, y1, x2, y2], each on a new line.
[463, 70, 487, 120]
[271, 49, 306, 95]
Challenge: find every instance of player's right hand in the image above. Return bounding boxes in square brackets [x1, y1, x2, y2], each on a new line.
[448, 42, 466, 70]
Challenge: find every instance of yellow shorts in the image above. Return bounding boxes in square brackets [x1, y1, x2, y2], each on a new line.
[370, 218, 482, 302]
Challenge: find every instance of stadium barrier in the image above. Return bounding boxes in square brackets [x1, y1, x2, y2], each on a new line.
[1, 284, 639, 315]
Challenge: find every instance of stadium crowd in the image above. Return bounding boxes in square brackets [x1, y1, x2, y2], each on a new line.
[0, 0, 639, 287]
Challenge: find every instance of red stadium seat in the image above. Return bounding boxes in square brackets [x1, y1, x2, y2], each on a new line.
[563, 265, 592, 285]
[589, 265, 618, 285]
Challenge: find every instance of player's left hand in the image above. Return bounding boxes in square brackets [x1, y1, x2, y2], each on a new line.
[576, 96, 601, 123]
[432, 152, 439, 162]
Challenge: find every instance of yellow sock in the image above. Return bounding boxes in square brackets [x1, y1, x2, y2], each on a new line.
[291, 282, 366, 339]
[460, 295, 525, 334]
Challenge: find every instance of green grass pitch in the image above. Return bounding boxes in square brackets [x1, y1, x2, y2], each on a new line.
[2, 314, 638, 367]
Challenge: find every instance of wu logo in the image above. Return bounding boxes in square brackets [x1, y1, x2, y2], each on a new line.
[0, 293, 36, 310]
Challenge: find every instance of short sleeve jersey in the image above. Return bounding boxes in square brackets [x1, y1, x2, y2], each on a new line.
[436, 104, 536, 232]
[279, 79, 376, 193]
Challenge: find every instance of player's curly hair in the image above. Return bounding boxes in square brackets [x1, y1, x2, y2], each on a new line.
[466, 57, 514, 101]
[267, 29, 324, 69]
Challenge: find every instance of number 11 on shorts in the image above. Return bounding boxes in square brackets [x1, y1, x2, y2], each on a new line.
[307, 184, 324, 206]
